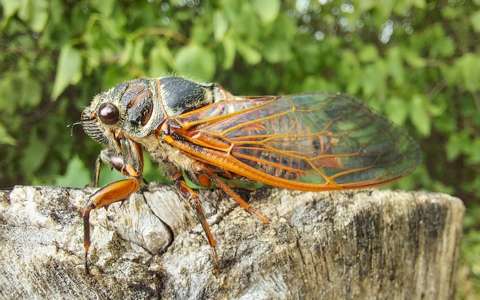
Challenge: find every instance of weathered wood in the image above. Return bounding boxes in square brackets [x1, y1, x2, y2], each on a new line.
[0, 185, 464, 299]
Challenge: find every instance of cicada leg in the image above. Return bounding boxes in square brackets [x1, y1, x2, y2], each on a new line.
[178, 181, 219, 271]
[212, 174, 271, 224]
[81, 176, 141, 273]
[93, 147, 140, 187]
[82, 140, 143, 274]
[93, 155, 102, 187]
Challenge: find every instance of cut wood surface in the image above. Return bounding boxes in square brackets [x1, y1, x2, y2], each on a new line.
[0, 185, 464, 300]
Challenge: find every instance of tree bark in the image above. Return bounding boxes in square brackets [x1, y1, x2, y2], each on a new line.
[0, 185, 464, 300]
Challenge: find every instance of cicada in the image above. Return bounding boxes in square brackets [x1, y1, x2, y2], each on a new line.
[80, 77, 420, 272]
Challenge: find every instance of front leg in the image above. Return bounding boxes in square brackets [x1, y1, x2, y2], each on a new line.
[82, 139, 143, 274]
[93, 139, 144, 187]
[93, 149, 126, 187]
[81, 177, 141, 272]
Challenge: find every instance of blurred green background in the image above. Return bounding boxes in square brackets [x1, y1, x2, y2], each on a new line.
[0, 0, 479, 297]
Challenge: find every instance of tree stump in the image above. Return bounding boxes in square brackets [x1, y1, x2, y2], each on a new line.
[0, 185, 464, 299]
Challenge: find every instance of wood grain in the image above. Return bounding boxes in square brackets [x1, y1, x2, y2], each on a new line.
[0, 186, 464, 299]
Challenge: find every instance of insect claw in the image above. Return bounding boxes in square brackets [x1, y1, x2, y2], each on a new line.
[140, 185, 152, 194]
[211, 247, 220, 275]
[119, 199, 127, 208]
[84, 251, 90, 275]
[82, 207, 92, 275]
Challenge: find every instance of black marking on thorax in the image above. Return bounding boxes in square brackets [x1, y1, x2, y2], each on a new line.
[160, 77, 206, 115]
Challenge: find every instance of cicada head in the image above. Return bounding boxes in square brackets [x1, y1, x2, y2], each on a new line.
[81, 77, 218, 147]
[81, 79, 161, 148]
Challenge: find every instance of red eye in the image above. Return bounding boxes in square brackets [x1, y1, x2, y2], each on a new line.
[98, 103, 119, 125]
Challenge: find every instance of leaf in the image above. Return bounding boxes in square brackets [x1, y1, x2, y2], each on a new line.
[119, 39, 133, 65]
[358, 45, 378, 62]
[175, 45, 215, 81]
[55, 156, 91, 188]
[409, 95, 431, 136]
[20, 77, 42, 107]
[52, 45, 82, 100]
[385, 97, 408, 125]
[467, 139, 480, 163]
[263, 40, 292, 63]
[430, 36, 455, 58]
[455, 53, 480, 92]
[0, 0, 22, 20]
[143, 155, 171, 184]
[132, 39, 145, 66]
[237, 43, 261, 65]
[0, 73, 41, 111]
[191, 22, 211, 45]
[21, 130, 48, 174]
[98, 167, 125, 187]
[149, 42, 172, 77]
[446, 132, 469, 161]
[414, 0, 426, 8]
[252, 0, 280, 23]
[471, 11, 480, 32]
[18, 0, 48, 32]
[360, 62, 387, 98]
[222, 36, 236, 69]
[213, 11, 228, 41]
[92, 0, 115, 16]
[386, 47, 404, 85]
[403, 49, 426, 68]
[0, 123, 15, 145]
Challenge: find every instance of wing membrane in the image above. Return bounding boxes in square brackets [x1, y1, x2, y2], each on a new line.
[173, 94, 420, 189]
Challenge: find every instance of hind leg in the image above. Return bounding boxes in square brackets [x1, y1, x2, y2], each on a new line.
[211, 174, 270, 224]
[178, 181, 219, 271]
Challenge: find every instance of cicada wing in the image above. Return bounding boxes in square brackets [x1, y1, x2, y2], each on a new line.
[177, 94, 421, 189]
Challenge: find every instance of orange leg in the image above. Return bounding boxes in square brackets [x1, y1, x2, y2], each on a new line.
[178, 181, 219, 270]
[81, 177, 140, 273]
[212, 175, 271, 224]
[82, 139, 144, 274]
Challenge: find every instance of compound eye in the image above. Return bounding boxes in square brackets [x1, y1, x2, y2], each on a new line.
[98, 103, 119, 125]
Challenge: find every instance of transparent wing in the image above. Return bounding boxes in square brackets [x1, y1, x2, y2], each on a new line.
[175, 94, 421, 189]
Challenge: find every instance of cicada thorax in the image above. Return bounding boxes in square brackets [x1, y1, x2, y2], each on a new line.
[160, 77, 212, 115]
[117, 77, 228, 139]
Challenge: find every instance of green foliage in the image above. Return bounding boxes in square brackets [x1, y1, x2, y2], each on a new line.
[52, 44, 82, 100]
[0, 123, 15, 145]
[1, 0, 479, 294]
[55, 155, 90, 188]
[175, 44, 215, 80]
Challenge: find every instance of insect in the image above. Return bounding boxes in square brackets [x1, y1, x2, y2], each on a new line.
[80, 76, 420, 273]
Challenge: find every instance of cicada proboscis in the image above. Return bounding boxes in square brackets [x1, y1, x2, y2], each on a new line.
[80, 77, 421, 273]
